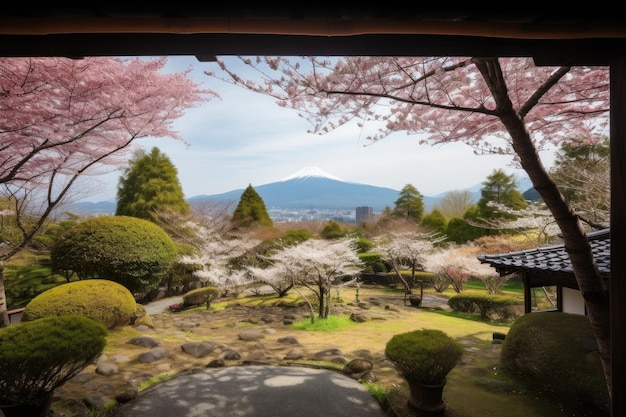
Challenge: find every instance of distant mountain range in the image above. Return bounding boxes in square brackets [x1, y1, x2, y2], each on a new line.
[65, 166, 536, 216]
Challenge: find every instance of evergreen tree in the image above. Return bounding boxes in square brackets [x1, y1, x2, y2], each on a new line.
[477, 169, 527, 220]
[231, 184, 272, 229]
[421, 209, 447, 235]
[116, 147, 189, 222]
[550, 135, 609, 226]
[392, 184, 425, 223]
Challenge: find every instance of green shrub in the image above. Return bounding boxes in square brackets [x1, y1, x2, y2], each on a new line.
[0, 315, 107, 407]
[51, 215, 178, 294]
[448, 293, 522, 320]
[358, 253, 386, 273]
[385, 329, 463, 385]
[183, 286, 220, 307]
[501, 312, 608, 415]
[22, 279, 138, 329]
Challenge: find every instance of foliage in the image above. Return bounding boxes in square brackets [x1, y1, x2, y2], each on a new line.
[248, 238, 363, 321]
[22, 279, 138, 329]
[433, 189, 476, 220]
[358, 253, 387, 273]
[445, 215, 485, 244]
[4, 263, 65, 309]
[0, 315, 107, 407]
[420, 209, 447, 236]
[320, 220, 345, 239]
[384, 329, 463, 385]
[210, 55, 611, 388]
[50, 215, 178, 294]
[116, 147, 190, 222]
[182, 286, 220, 308]
[392, 184, 425, 223]
[550, 135, 610, 227]
[372, 231, 441, 294]
[501, 312, 608, 415]
[448, 293, 523, 320]
[0, 56, 213, 326]
[477, 169, 528, 222]
[231, 184, 272, 229]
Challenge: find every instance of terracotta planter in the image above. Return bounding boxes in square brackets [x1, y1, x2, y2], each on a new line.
[407, 381, 446, 417]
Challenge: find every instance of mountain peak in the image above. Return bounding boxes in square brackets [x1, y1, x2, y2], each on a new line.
[280, 166, 343, 182]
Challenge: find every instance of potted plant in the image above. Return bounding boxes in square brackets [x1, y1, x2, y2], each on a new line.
[385, 329, 463, 417]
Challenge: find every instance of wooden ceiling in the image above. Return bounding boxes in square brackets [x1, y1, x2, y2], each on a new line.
[0, 7, 624, 65]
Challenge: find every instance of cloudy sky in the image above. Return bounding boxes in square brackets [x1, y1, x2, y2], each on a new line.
[82, 56, 558, 203]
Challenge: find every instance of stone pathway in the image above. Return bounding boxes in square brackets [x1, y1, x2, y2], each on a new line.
[50, 295, 429, 417]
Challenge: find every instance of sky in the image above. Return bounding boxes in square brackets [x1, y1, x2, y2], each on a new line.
[82, 56, 558, 203]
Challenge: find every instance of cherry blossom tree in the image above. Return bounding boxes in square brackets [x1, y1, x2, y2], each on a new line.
[207, 56, 612, 391]
[0, 56, 216, 326]
[372, 230, 443, 303]
[253, 238, 363, 322]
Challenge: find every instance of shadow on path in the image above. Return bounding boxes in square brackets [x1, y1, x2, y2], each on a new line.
[113, 365, 387, 417]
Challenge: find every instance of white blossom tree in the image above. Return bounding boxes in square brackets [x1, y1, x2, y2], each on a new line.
[372, 231, 443, 303]
[422, 246, 499, 294]
[257, 238, 363, 322]
[171, 206, 261, 296]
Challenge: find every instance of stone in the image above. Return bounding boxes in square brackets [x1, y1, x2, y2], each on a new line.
[238, 330, 265, 341]
[95, 362, 118, 376]
[181, 341, 216, 358]
[127, 336, 159, 348]
[344, 358, 373, 374]
[137, 347, 170, 363]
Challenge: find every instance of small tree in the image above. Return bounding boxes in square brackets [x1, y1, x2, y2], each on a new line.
[263, 238, 363, 321]
[392, 184, 425, 223]
[231, 184, 272, 229]
[477, 169, 528, 222]
[50, 216, 178, 294]
[116, 147, 189, 222]
[372, 231, 442, 302]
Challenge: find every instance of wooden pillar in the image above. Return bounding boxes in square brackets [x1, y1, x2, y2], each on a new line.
[523, 273, 531, 314]
[610, 56, 626, 417]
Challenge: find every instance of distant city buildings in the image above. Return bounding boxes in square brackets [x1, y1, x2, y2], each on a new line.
[355, 206, 373, 224]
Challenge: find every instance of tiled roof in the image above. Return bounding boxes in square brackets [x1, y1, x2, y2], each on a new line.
[477, 229, 610, 277]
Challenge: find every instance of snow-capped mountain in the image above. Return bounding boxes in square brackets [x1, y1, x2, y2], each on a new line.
[188, 166, 411, 212]
[280, 166, 345, 182]
[66, 167, 537, 216]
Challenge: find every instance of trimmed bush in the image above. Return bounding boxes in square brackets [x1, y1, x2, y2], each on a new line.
[0, 315, 107, 407]
[22, 279, 138, 329]
[448, 293, 523, 320]
[183, 286, 220, 307]
[51, 215, 178, 294]
[501, 312, 608, 415]
[385, 329, 463, 385]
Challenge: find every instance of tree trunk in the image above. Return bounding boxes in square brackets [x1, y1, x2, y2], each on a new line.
[474, 57, 612, 395]
[0, 262, 9, 327]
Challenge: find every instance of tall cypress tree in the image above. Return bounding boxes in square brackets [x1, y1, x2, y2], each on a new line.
[231, 184, 272, 229]
[116, 147, 189, 222]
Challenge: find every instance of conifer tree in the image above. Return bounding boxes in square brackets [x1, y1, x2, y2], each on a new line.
[231, 184, 272, 229]
[392, 184, 425, 223]
[477, 169, 527, 220]
[116, 147, 189, 222]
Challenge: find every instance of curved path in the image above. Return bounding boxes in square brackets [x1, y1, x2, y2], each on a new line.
[113, 365, 387, 417]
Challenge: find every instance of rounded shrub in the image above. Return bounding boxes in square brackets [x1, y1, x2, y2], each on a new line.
[501, 312, 608, 415]
[0, 315, 107, 408]
[385, 329, 463, 385]
[22, 279, 138, 329]
[183, 286, 220, 307]
[51, 215, 178, 294]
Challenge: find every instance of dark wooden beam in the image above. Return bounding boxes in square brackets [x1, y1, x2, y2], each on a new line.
[0, 33, 621, 66]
